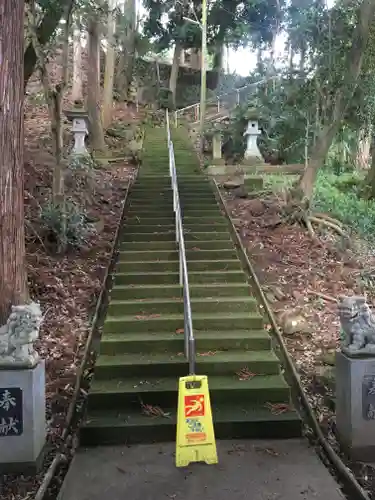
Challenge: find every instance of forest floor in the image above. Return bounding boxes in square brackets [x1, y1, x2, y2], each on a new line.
[0, 101, 140, 500]
[223, 186, 375, 497]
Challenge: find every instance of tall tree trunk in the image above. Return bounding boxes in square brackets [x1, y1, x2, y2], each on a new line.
[0, 0, 29, 324]
[87, 15, 106, 152]
[169, 39, 182, 107]
[212, 42, 224, 72]
[116, 0, 136, 101]
[299, 45, 306, 77]
[72, 21, 83, 103]
[102, 0, 116, 128]
[355, 123, 372, 169]
[365, 134, 375, 197]
[298, 0, 375, 201]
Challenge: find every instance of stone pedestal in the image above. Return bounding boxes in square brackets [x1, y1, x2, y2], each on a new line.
[336, 351, 375, 461]
[212, 131, 225, 165]
[0, 361, 46, 473]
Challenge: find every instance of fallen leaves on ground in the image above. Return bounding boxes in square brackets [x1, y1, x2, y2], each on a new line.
[236, 367, 257, 380]
[140, 402, 171, 418]
[264, 402, 291, 415]
[224, 190, 375, 496]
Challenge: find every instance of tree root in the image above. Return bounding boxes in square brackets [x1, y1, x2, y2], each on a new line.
[307, 289, 337, 303]
[309, 215, 348, 239]
[304, 215, 315, 239]
[313, 212, 344, 227]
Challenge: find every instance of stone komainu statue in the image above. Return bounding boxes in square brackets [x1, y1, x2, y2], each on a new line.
[338, 295, 375, 356]
[0, 302, 42, 367]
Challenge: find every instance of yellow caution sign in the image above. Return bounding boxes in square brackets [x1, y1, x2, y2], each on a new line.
[175, 375, 218, 467]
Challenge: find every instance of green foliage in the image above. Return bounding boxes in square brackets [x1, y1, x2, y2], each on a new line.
[40, 201, 95, 250]
[68, 154, 98, 171]
[143, 0, 283, 55]
[158, 87, 174, 109]
[312, 172, 375, 239]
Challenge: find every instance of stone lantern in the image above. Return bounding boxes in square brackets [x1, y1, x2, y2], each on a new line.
[63, 108, 89, 156]
[243, 119, 263, 165]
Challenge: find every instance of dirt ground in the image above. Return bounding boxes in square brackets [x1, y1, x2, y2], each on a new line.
[224, 190, 375, 496]
[0, 102, 139, 500]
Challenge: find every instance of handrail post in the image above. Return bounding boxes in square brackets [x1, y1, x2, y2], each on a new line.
[236, 89, 240, 105]
[217, 96, 220, 113]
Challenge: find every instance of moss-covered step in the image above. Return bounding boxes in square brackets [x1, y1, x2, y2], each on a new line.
[109, 283, 252, 300]
[118, 249, 237, 261]
[80, 402, 302, 446]
[103, 312, 263, 334]
[121, 223, 228, 234]
[114, 270, 247, 285]
[93, 350, 280, 379]
[120, 232, 231, 242]
[124, 216, 226, 224]
[87, 374, 291, 410]
[119, 240, 235, 251]
[126, 207, 221, 215]
[107, 295, 258, 316]
[130, 189, 216, 197]
[116, 259, 241, 274]
[99, 329, 272, 355]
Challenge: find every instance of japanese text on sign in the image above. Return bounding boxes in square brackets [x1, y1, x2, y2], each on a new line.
[0, 388, 23, 436]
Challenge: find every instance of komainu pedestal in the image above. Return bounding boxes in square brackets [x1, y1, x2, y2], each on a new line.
[0, 302, 46, 473]
[336, 296, 375, 461]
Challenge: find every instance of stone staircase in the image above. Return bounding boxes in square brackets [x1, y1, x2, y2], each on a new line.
[80, 126, 301, 446]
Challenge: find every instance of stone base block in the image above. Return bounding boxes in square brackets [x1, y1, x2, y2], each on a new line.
[242, 157, 266, 166]
[210, 158, 226, 166]
[0, 361, 46, 473]
[336, 351, 375, 461]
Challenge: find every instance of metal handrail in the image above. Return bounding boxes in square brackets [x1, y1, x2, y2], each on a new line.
[166, 110, 196, 375]
[174, 76, 279, 126]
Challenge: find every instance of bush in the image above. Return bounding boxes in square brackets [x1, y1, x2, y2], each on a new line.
[158, 88, 174, 110]
[312, 172, 375, 239]
[68, 154, 98, 171]
[40, 201, 96, 250]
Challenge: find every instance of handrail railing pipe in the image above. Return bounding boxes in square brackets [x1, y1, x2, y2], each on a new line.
[165, 110, 196, 375]
[174, 76, 280, 126]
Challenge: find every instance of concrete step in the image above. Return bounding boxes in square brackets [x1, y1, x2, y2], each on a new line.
[126, 208, 221, 216]
[120, 223, 228, 233]
[87, 373, 291, 410]
[124, 216, 226, 225]
[81, 402, 302, 446]
[128, 197, 217, 205]
[114, 270, 247, 285]
[93, 350, 280, 379]
[117, 249, 237, 261]
[103, 312, 263, 334]
[119, 240, 235, 251]
[110, 283, 252, 301]
[107, 295, 257, 316]
[130, 188, 215, 196]
[120, 232, 231, 242]
[116, 259, 241, 274]
[99, 330, 272, 354]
